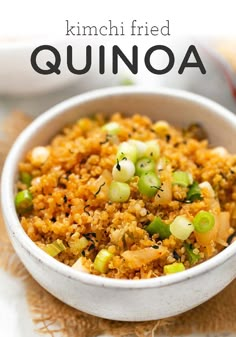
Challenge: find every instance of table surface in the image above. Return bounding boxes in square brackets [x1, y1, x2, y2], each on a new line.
[0, 50, 236, 337]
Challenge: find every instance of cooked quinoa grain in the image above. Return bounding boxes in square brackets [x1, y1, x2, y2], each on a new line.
[16, 113, 236, 279]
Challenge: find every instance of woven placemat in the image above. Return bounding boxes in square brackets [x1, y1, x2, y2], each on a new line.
[0, 112, 235, 337]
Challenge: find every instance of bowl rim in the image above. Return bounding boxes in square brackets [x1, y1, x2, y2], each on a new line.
[1, 86, 236, 289]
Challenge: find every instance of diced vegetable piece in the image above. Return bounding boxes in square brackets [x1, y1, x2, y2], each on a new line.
[155, 170, 172, 205]
[20, 172, 32, 187]
[145, 216, 171, 239]
[90, 169, 112, 198]
[117, 142, 137, 163]
[156, 157, 169, 171]
[102, 122, 121, 135]
[94, 249, 113, 273]
[144, 140, 160, 160]
[193, 211, 215, 233]
[15, 190, 33, 214]
[108, 181, 130, 202]
[187, 181, 202, 202]
[44, 239, 66, 257]
[128, 140, 147, 159]
[153, 121, 170, 134]
[211, 147, 228, 157]
[195, 213, 220, 250]
[112, 159, 135, 182]
[217, 212, 230, 242]
[138, 172, 161, 197]
[170, 215, 194, 240]
[122, 246, 168, 269]
[135, 157, 155, 176]
[199, 181, 215, 198]
[172, 171, 193, 187]
[31, 146, 49, 166]
[184, 243, 200, 265]
[164, 262, 185, 274]
[72, 257, 89, 273]
[69, 236, 89, 254]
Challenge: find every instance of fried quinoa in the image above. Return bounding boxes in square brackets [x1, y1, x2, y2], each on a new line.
[16, 113, 236, 279]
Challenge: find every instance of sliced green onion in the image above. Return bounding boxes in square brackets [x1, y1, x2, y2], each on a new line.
[117, 141, 137, 163]
[187, 181, 202, 202]
[145, 216, 171, 239]
[20, 172, 32, 187]
[112, 159, 135, 182]
[120, 77, 134, 86]
[102, 122, 121, 135]
[44, 239, 66, 257]
[193, 211, 215, 233]
[128, 140, 147, 159]
[144, 140, 160, 160]
[135, 157, 155, 176]
[184, 243, 200, 265]
[94, 249, 113, 273]
[170, 215, 194, 240]
[172, 171, 193, 187]
[138, 172, 161, 197]
[164, 262, 185, 274]
[15, 190, 33, 214]
[108, 181, 130, 202]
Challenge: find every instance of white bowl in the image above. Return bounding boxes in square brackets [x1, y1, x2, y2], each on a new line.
[1, 87, 236, 321]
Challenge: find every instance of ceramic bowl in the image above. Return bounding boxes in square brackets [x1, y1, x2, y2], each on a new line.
[1, 87, 236, 321]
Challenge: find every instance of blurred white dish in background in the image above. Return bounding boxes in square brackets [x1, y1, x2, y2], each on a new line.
[0, 38, 80, 96]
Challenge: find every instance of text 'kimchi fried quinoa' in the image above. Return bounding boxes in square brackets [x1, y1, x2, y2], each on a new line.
[15, 113, 236, 279]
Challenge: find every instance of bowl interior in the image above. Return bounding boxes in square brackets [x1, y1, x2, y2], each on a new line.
[12, 88, 236, 156]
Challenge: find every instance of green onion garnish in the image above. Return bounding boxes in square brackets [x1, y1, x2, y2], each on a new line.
[15, 190, 33, 214]
[20, 172, 32, 188]
[164, 262, 185, 274]
[138, 172, 161, 197]
[44, 239, 66, 257]
[117, 141, 137, 163]
[144, 140, 160, 160]
[112, 159, 135, 182]
[184, 243, 200, 265]
[128, 140, 147, 159]
[108, 181, 130, 202]
[193, 211, 215, 233]
[187, 181, 202, 202]
[120, 77, 134, 86]
[94, 249, 113, 273]
[135, 157, 155, 177]
[172, 171, 193, 187]
[102, 122, 121, 135]
[145, 216, 171, 239]
[170, 215, 194, 240]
